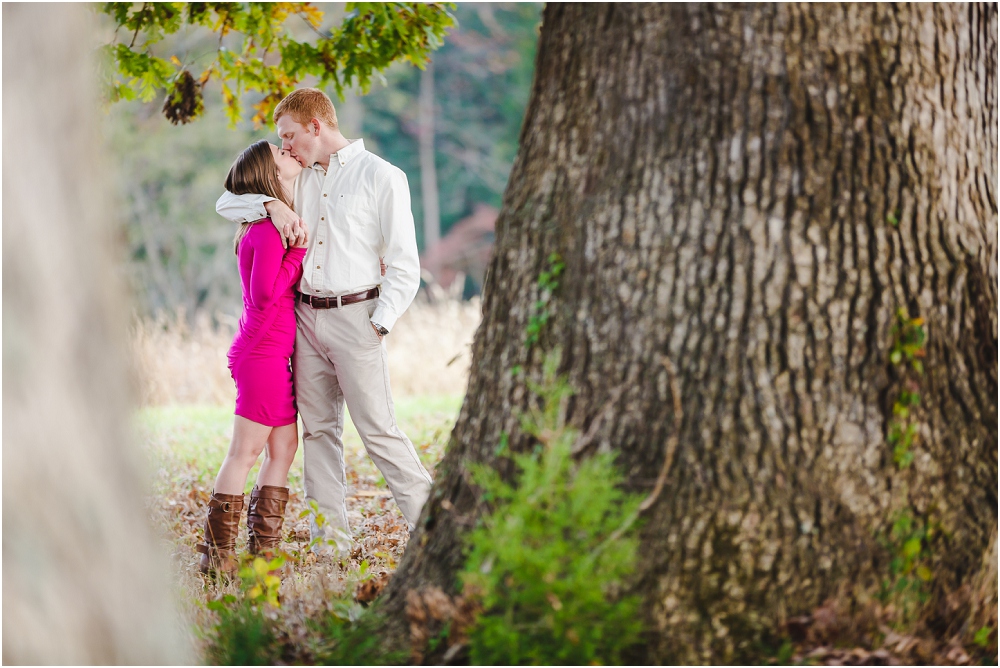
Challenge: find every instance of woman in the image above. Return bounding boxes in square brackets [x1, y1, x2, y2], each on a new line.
[197, 140, 307, 577]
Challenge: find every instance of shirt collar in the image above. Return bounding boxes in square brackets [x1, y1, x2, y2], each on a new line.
[328, 138, 366, 168]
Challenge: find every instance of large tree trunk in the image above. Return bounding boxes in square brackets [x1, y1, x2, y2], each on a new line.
[384, 3, 997, 662]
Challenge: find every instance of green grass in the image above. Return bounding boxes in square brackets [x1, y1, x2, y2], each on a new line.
[134, 394, 463, 493]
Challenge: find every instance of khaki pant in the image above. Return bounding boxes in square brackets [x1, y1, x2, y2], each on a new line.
[292, 299, 432, 550]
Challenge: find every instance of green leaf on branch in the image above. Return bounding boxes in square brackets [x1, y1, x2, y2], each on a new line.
[99, 2, 457, 127]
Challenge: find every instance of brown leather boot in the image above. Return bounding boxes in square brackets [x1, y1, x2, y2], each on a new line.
[246, 485, 290, 557]
[196, 491, 244, 578]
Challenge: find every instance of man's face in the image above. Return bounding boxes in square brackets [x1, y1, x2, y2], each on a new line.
[276, 115, 319, 168]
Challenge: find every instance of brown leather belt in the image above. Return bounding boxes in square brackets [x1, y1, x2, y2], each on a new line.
[297, 287, 379, 309]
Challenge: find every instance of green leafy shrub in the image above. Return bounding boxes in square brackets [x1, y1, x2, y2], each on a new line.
[206, 596, 278, 666]
[459, 354, 645, 665]
[205, 556, 284, 665]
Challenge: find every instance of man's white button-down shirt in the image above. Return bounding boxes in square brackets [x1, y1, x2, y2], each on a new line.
[216, 139, 420, 331]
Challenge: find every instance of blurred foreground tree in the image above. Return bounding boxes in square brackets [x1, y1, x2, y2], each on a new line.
[3, 4, 190, 663]
[99, 2, 455, 126]
[381, 3, 997, 662]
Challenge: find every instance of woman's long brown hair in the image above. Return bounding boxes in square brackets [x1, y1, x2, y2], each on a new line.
[225, 140, 294, 254]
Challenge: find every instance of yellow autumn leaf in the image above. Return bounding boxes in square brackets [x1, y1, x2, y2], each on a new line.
[300, 4, 324, 28]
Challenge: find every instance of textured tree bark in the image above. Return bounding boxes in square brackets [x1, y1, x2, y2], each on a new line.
[383, 3, 997, 662]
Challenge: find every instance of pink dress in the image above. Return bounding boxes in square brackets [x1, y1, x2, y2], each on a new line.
[227, 220, 306, 427]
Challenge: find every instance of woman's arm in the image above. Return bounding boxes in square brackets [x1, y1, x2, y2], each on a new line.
[247, 223, 306, 309]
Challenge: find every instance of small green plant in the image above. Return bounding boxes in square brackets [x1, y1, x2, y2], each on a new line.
[426, 620, 452, 654]
[205, 596, 279, 665]
[973, 625, 993, 647]
[888, 309, 926, 374]
[241, 555, 284, 606]
[298, 499, 351, 559]
[524, 252, 566, 348]
[775, 639, 794, 664]
[205, 555, 286, 665]
[887, 309, 926, 468]
[877, 509, 938, 627]
[459, 351, 644, 665]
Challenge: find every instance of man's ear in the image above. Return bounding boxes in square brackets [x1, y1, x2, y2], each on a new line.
[310, 118, 321, 136]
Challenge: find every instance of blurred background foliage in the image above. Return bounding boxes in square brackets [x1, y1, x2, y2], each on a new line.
[102, 2, 542, 318]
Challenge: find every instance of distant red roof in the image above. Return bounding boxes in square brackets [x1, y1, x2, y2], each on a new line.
[420, 203, 497, 290]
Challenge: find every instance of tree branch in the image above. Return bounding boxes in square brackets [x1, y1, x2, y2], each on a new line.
[128, 3, 147, 49]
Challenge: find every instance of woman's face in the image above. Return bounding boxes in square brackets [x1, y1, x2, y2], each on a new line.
[270, 142, 302, 182]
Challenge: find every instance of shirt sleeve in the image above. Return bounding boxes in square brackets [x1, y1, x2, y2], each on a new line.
[216, 190, 275, 224]
[247, 224, 306, 309]
[371, 166, 420, 331]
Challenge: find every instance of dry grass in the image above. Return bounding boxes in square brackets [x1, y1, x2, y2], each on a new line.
[129, 296, 481, 407]
[129, 308, 237, 407]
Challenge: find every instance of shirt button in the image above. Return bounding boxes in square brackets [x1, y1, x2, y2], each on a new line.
[323, 193, 328, 197]
[319, 241, 323, 245]
[321, 217, 324, 220]
[316, 265, 321, 269]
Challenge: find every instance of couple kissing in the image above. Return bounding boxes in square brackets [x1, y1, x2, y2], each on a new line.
[197, 87, 432, 578]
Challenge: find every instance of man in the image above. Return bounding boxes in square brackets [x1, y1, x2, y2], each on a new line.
[216, 88, 432, 554]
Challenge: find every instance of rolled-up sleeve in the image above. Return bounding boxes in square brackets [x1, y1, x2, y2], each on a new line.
[216, 190, 275, 224]
[371, 167, 420, 331]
